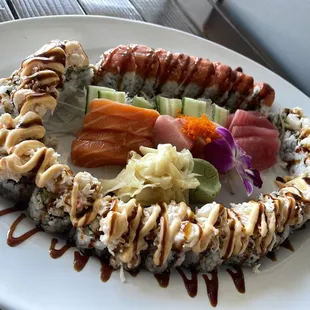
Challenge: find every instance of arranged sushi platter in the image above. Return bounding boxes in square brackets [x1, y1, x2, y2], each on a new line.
[0, 16, 309, 310]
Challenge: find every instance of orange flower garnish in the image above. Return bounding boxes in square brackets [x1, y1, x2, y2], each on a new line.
[179, 114, 221, 144]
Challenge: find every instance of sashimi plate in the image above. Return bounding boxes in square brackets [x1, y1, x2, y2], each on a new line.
[0, 16, 309, 310]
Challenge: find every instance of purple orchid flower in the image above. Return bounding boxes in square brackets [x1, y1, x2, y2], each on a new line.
[203, 126, 262, 196]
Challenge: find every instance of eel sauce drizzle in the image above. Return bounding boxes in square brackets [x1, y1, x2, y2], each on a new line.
[3, 203, 42, 247]
[2, 203, 300, 308]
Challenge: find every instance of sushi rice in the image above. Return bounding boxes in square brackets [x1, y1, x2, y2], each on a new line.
[28, 187, 72, 233]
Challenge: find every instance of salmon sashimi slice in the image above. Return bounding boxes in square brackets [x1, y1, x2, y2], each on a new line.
[71, 137, 152, 167]
[85, 99, 159, 138]
[82, 113, 155, 138]
[88, 99, 160, 119]
[71, 139, 129, 167]
[77, 129, 153, 146]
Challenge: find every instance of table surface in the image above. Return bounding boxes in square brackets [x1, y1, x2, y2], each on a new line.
[0, 0, 203, 35]
[0, 0, 275, 72]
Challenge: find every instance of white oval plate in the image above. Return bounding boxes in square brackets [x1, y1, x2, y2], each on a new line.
[0, 16, 309, 310]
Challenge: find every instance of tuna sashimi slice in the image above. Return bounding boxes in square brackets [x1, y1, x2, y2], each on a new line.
[152, 115, 194, 152]
[235, 136, 280, 171]
[231, 125, 279, 139]
[225, 114, 234, 129]
[228, 110, 275, 131]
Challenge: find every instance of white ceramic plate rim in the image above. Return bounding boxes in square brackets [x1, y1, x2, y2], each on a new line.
[0, 15, 309, 310]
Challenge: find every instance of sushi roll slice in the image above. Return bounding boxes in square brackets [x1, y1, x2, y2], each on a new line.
[28, 171, 103, 233]
[28, 187, 72, 233]
[182, 58, 214, 99]
[173, 56, 199, 98]
[95, 45, 136, 93]
[72, 195, 120, 259]
[200, 62, 233, 106]
[72, 219, 107, 257]
[143, 201, 192, 273]
[18, 40, 92, 101]
[134, 45, 159, 98]
[0, 77, 18, 115]
[98, 197, 144, 270]
[0, 176, 35, 202]
[0, 112, 47, 201]
[224, 70, 254, 112]
[157, 53, 191, 98]
[0, 140, 73, 198]
[279, 107, 310, 176]
[12, 89, 57, 117]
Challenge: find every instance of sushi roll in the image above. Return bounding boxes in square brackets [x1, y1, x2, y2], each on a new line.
[93, 44, 275, 111]
[81, 175, 310, 275]
[28, 187, 72, 233]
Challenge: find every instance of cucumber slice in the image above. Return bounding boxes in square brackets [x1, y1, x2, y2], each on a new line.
[189, 158, 221, 204]
[132, 96, 156, 109]
[157, 96, 182, 117]
[86, 85, 114, 113]
[182, 97, 213, 118]
[98, 90, 126, 103]
[212, 104, 229, 126]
